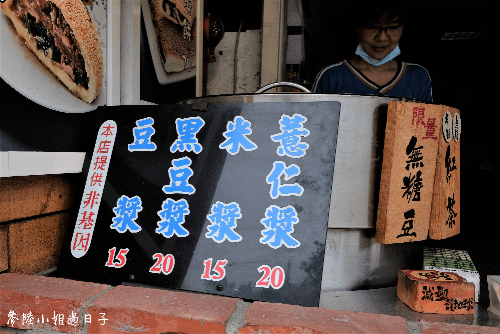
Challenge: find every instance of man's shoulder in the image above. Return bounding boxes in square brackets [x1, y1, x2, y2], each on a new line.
[404, 62, 431, 78]
[317, 61, 349, 78]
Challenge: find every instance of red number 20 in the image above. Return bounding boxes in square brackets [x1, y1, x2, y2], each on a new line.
[256, 265, 285, 289]
[149, 253, 175, 275]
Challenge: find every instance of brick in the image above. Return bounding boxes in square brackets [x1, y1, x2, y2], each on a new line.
[419, 320, 500, 334]
[8, 212, 69, 275]
[0, 226, 7, 272]
[239, 301, 408, 334]
[87, 285, 239, 333]
[0, 174, 77, 223]
[397, 269, 474, 314]
[0, 273, 110, 332]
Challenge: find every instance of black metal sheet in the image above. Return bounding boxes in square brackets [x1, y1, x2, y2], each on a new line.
[58, 101, 340, 307]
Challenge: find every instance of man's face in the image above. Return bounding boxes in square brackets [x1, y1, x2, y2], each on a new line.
[356, 17, 404, 61]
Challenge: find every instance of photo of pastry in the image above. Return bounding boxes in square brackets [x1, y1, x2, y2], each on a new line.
[142, 0, 196, 84]
[0, 0, 106, 112]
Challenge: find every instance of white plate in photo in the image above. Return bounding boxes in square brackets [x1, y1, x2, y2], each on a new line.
[141, 0, 195, 85]
[0, 0, 107, 113]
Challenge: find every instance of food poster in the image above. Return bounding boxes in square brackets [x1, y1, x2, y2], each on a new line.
[140, 0, 198, 104]
[428, 107, 460, 240]
[57, 101, 341, 307]
[375, 101, 444, 244]
[1, 0, 107, 112]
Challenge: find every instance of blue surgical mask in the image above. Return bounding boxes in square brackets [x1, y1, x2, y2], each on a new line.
[355, 44, 400, 66]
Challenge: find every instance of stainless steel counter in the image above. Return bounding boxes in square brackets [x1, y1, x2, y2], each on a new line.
[320, 286, 500, 328]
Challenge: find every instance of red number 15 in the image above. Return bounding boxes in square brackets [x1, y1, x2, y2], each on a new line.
[201, 258, 228, 281]
[105, 247, 129, 268]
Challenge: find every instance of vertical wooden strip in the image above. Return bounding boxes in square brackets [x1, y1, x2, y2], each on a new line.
[260, 0, 287, 92]
[429, 107, 460, 239]
[376, 101, 443, 244]
[0, 226, 8, 272]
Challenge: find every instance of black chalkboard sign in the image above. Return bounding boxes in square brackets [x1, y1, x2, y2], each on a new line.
[58, 101, 340, 307]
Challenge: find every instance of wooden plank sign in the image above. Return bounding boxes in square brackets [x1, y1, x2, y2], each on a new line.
[376, 101, 444, 244]
[429, 107, 460, 239]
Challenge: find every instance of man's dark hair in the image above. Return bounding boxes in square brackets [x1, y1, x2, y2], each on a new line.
[352, 0, 408, 27]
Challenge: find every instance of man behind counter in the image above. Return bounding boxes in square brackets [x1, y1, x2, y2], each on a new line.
[312, 0, 433, 102]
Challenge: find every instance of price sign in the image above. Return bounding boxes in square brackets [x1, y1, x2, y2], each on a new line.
[58, 101, 340, 307]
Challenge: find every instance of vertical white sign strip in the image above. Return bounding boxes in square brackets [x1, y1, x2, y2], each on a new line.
[71, 120, 117, 258]
[452, 113, 461, 142]
[107, 0, 121, 106]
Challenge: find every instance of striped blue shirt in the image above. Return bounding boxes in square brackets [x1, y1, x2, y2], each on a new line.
[313, 60, 433, 102]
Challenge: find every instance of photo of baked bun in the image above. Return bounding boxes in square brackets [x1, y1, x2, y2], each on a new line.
[148, 0, 196, 74]
[1, 0, 103, 103]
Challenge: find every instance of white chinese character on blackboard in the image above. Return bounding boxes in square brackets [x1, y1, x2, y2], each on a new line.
[162, 157, 196, 195]
[260, 205, 300, 249]
[266, 161, 304, 199]
[170, 117, 204, 154]
[206, 202, 243, 243]
[128, 117, 157, 151]
[156, 198, 190, 237]
[271, 114, 310, 158]
[219, 116, 258, 155]
[111, 195, 143, 233]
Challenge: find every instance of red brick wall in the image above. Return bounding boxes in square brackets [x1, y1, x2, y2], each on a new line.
[0, 174, 77, 275]
[2, 273, 500, 334]
[0, 273, 406, 333]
